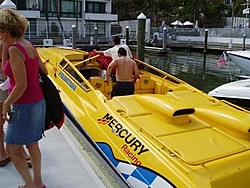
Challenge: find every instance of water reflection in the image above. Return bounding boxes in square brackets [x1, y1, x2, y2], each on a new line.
[144, 51, 241, 93]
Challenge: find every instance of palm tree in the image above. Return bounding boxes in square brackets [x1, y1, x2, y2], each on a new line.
[55, 0, 64, 36]
[147, 0, 157, 26]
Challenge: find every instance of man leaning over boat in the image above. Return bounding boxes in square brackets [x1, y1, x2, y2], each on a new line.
[93, 35, 132, 60]
[90, 36, 134, 80]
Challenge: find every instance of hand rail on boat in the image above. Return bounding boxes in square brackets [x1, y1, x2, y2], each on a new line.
[118, 112, 249, 166]
[62, 59, 93, 92]
[135, 59, 186, 85]
[74, 55, 100, 67]
[161, 74, 168, 94]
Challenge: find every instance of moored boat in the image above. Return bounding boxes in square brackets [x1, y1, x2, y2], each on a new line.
[226, 50, 250, 75]
[208, 79, 250, 110]
[37, 46, 250, 188]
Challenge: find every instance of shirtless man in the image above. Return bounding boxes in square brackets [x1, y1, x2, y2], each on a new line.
[106, 47, 139, 96]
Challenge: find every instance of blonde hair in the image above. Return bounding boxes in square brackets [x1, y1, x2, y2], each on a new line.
[0, 9, 29, 38]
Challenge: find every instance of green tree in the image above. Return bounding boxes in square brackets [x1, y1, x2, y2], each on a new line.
[50, 22, 59, 37]
[112, 0, 237, 28]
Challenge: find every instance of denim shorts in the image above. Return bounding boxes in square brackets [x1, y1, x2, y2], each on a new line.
[5, 99, 46, 145]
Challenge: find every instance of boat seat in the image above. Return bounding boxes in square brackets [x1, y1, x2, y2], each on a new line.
[134, 75, 155, 94]
[89, 76, 104, 92]
[89, 76, 113, 99]
[140, 75, 152, 89]
[104, 82, 113, 99]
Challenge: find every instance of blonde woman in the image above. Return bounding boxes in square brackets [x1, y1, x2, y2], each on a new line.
[0, 9, 47, 188]
[0, 41, 31, 168]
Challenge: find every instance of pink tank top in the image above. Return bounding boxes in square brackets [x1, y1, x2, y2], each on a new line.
[3, 42, 43, 104]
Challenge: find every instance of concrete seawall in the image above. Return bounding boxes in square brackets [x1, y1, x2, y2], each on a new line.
[139, 36, 250, 55]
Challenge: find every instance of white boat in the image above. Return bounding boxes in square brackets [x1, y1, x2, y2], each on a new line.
[226, 50, 250, 75]
[208, 79, 250, 109]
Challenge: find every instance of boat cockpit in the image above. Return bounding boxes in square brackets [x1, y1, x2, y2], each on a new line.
[57, 53, 188, 100]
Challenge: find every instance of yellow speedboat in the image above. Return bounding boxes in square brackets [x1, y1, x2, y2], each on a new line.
[37, 47, 250, 188]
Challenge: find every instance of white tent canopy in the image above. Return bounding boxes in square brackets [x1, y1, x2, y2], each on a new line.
[170, 20, 183, 26]
[0, 0, 16, 9]
[183, 21, 194, 26]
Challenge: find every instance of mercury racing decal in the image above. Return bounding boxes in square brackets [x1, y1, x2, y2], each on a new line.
[59, 71, 76, 91]
[98, 113, 149, 166]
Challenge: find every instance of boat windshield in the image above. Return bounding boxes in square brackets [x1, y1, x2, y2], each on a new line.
[59, 59, 91, 91]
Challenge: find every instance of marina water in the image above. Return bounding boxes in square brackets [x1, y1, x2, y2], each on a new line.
[144, 51, 242, 93]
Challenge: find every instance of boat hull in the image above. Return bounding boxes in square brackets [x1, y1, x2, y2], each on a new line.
[227, 50, 250, 75]
[37, 47, 250, 188]
[208, 79, 250, 109]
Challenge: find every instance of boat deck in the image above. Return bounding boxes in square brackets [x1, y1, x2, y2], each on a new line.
[0, 117, 126, 188]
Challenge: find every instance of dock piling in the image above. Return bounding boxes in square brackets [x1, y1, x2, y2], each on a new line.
[137, 13, 146, 61]
[72, 24, 76, 49]
[242, 34, 246, 50]
[188, 38, 190, 53]
[203, 29, 208, 68]
[126, 26, 129, 45]
[203, 29, 208, 55]
[163, 27, 167, 50]
[228, 38, 233, 49]
[94, 27, 98, 46]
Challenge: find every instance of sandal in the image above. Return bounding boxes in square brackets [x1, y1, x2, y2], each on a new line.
[18, 184, 46, 188]
[0, 157, 11, 167]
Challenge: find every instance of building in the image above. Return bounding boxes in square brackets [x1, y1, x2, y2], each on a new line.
[0, 0, 118, 39]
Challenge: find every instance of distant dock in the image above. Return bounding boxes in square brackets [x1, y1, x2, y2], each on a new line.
[33, 36, 249, 55]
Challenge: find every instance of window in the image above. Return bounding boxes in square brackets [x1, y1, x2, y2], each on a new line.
[39, 0, 82, 18]
[86, 2, 105, 13]
[79, 69, 100, 80]
[63, 64, 90, 91]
